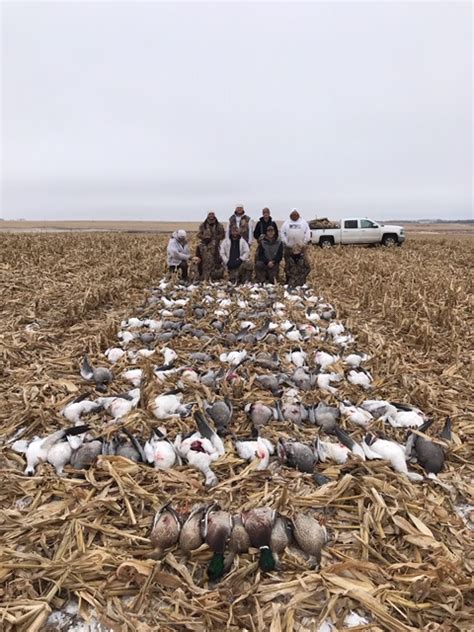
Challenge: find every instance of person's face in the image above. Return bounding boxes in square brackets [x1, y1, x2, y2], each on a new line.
[266, 227, 275, 239]
[290, 212, 299, 221]
[207, 212, 216, 224]
[230, 226, 240, 238]
[235, 207, 244, 216]
[263, 209, 270, 219]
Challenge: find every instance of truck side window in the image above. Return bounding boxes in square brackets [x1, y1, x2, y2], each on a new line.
[344, 220, 358, 229]
[360, 220, 377, 228]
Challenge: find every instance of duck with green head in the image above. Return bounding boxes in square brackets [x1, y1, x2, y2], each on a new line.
[203, 504, 232, 581]
[242, 507, 277, 572]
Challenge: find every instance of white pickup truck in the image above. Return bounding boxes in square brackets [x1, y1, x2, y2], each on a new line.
[310, 218, 405, 248]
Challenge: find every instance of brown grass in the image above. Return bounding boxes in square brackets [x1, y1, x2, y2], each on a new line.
[0, 232, 472, 631]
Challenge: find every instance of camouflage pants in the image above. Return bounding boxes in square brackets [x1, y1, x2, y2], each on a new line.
[199, 244, 225, 281]
[255, 260, 279, 284]
[285, 258, 310, 287]
[228, 260, 253, 284]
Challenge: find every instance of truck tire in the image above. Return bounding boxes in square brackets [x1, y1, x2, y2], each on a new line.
[382, 234, 398, 247]
[319, 237, 334, 249]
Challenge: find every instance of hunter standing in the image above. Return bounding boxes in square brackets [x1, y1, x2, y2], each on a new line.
[194, 211, 226, 281]
[228, 205, 253, 245]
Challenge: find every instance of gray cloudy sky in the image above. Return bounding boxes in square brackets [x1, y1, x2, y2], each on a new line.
[1, 1, 472, 221]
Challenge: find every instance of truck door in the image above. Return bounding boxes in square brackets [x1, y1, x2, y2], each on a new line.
[359, 219, 381, 243]
[342, 219, 359, 244]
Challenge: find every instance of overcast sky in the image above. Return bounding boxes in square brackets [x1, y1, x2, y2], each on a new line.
[1, 1, 472, 221]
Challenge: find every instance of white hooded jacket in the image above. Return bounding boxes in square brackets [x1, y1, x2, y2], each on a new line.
[280, 216, 311, 246]
[167, 232, 190, 266]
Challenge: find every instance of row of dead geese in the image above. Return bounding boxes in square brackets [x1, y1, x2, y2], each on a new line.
[12, 407, 451, 485]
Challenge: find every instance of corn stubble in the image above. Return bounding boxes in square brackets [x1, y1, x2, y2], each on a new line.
[0, 232, 472, 631]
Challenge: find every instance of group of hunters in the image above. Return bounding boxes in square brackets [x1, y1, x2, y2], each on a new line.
[166, 206, 312, 287]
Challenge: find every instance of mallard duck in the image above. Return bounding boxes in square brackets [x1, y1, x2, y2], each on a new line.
[150, 502, 181, 558]
[203, 505, 232, 581]
[270, 514, 293, 564]
[179, 504, 207, 554]
[241, 507, 276, 572]
[292, 513, 327, 569]
[80, 355, 113, 392]
[230, 514, 251, 554]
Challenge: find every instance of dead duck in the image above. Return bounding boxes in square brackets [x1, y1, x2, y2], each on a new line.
[203, 504, 233, 581]
[179, 504, 208, 554]
[150, 502, 181, 558]
[242, 507, 277, 572]
[80, 355, 113, 392]
[270, 514, 293, 565]
[292, 513, 327, 569]
[230, 514, 251, 554]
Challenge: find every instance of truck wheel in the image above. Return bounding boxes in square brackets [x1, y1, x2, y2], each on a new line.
[319, 238, 334, 249]
[382, 234, 397, 247]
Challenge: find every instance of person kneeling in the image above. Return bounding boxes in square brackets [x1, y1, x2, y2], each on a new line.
[285, 243, 310, 287]
[255, 225, 283, 284]
[220, 224, 253, 283]
[166, 230, 190, 281]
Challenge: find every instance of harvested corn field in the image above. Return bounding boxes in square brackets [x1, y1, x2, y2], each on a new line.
[0, 232, 473, 631]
